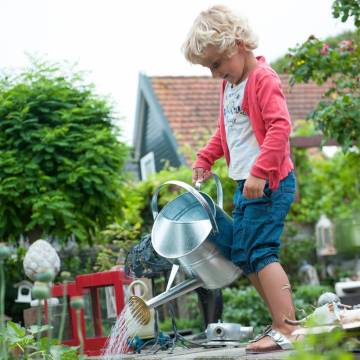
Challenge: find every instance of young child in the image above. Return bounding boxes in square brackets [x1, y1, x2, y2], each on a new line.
[182, 5, 300, 353]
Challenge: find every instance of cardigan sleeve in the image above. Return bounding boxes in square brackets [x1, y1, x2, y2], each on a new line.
[250, 73, 292, 186]
[193, 124, 224, 170]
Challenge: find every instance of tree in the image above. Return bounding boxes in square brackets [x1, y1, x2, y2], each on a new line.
[0, 59, 129, 244]
[286, 0, 360, 150]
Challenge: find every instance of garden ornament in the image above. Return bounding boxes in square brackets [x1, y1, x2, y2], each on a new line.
[14, 280, 33, 304]
[23, 239, 61, 281]
[205, 321, 253, 342]
[285, 298, 360, 333]
[317, 292, 340, 306]
[316, 214, 336, 257]
[298, 261, 320, 285]
[285, 302, 341, 327]
[128, 174, 241, 325]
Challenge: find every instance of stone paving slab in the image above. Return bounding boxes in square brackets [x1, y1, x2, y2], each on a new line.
[88, 347, 360, 359]
[88, 345, 292, 359]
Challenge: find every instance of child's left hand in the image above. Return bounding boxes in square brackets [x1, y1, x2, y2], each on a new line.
[243, 175, 266, 199]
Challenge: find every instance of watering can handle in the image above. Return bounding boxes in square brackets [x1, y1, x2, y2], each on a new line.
[128, 279, 149, 299]
[194, 173, 223, 209]
[151, 180, 219, 233]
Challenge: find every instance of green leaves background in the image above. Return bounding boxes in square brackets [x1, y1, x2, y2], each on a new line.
[0, 60, 129, 243]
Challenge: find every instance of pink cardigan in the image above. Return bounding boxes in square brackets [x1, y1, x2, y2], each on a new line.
[193, 56, 294, 190]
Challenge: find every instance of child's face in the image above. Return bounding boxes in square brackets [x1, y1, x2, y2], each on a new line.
[199, 43, 248, 85]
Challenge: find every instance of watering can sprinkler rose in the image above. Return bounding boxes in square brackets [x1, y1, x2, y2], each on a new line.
[128, 174, 241, 325]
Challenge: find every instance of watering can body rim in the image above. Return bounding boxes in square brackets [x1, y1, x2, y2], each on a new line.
[151, 190, 217, 259]
[150, 174, 224, 259]
[150, 174, 240, 289]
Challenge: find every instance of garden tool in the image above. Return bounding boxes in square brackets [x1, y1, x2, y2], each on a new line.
[128, 174, 241, 325]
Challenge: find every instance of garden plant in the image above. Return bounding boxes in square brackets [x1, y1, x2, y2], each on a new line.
[0, 58, 129, 244]
[0, 243, 80, 359]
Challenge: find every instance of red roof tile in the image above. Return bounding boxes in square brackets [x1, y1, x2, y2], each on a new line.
[150, 75, 331, 151]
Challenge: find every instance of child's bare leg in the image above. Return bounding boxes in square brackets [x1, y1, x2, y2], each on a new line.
[258, 262, 296, 330]
[247, 273, 272, 315]
[246, 262, 298, 351]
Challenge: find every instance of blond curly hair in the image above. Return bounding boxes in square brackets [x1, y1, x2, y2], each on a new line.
[182, 5, 258, 64]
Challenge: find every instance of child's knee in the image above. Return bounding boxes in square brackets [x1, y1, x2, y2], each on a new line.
[250, 254, 279, 273]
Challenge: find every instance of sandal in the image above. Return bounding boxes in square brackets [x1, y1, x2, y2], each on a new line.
[246, 327, 294, 354]
[248, 325, 272, 343]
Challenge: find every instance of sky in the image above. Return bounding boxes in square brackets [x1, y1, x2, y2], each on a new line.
[1, 0, 354, 144]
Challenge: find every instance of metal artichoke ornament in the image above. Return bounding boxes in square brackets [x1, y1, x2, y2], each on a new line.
[23, 239, 61, 281]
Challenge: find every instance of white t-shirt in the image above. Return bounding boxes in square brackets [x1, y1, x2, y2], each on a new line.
[224, 80, 260, 180]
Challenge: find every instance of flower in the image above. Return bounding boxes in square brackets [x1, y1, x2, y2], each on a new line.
[320, 43, 330, 56]
[338, 39, 354, 52]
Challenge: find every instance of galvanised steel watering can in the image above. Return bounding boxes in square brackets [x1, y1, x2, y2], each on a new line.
[129, 174, 241, 325]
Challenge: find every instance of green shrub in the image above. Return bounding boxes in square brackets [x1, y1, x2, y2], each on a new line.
[287, 328, 356, 360]
[159, 293, 202, 333]
[290, 149, 360, 223]
[222, 284, 332, 333]
[292, 284, 332, 319]
[94, 221, 141, 272]
[0, 58, 129, 244]
[222, 286, 270, 333]
[279, 224, 317, 285]
[159, 317, 202, 333]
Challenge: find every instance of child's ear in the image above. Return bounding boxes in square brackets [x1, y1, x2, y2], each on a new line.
[235, 40, 245, 51]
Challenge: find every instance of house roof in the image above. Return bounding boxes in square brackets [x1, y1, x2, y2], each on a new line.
[149, 75, 331, 150]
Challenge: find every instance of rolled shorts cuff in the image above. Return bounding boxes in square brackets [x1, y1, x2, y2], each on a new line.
[254, 255, 279, 274]
[239, 264, 253, 276]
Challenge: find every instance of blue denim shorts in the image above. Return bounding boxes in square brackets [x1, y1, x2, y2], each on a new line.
[231, 171, 296, 275]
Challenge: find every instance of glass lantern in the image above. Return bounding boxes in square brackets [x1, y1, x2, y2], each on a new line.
[316, 214, 337, 257]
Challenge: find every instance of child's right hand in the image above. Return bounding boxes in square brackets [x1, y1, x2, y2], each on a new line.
[192, 167, 212, 184]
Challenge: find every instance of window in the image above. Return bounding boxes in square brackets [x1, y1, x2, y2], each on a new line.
[140, 152, 156, 180]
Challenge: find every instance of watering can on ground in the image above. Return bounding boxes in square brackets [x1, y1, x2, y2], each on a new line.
[129, 174, 241, 325]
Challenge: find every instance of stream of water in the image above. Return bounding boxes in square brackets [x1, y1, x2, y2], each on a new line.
[103, 301, 146, 359]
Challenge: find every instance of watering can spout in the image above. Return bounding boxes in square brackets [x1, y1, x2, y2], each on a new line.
[128, 277, 203, 325]
[146, 277, 202, 308]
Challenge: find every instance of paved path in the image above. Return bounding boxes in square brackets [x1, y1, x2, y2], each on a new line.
[88, 345, 292, 359]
